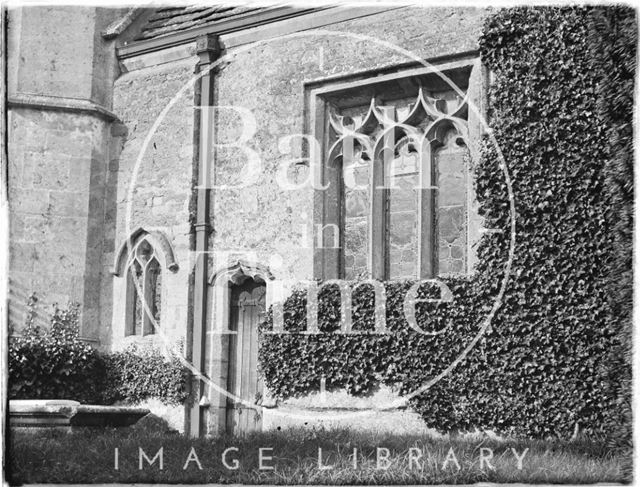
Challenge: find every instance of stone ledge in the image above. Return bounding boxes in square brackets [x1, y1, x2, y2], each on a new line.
[8, 93, 120, 122]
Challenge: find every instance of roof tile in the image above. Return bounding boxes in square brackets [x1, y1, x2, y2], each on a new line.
[135, 5, 263, 41]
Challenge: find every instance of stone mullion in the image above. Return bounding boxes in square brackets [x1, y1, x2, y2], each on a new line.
[370, 106, 396, 280]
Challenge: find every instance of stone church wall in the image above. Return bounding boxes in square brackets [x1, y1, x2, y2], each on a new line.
[98, 6, 488, 433]
[8, 6, 488, 434]
[203, 6, 487, 434]
[211, 6, 487, 282]
[7, 7, 124, 341]
[105, 57, 198, 350]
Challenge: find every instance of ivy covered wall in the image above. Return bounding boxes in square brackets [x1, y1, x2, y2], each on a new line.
[259, 6, 635, 439]
[587, 6, 636, 448]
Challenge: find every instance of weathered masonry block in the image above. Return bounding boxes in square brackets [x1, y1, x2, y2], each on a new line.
[7, 6, 124, 340]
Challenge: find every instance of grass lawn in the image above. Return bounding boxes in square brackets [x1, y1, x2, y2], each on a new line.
[7, 417, 629, 484]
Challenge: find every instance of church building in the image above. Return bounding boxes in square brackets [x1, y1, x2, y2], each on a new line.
[7, 5, 488, 436]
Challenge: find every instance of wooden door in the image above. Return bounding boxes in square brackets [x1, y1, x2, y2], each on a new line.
[226, 279, 266, 436]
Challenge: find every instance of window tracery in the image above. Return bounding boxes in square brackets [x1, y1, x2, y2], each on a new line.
[326, 87, 469, 279]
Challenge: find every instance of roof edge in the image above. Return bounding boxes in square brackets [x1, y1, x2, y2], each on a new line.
[102, 7, 145, 40]
[117, 6, 324, 59]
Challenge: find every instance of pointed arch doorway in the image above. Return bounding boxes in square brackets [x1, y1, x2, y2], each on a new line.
[207, 260, 273, 437]
[226, 278, 266, 434]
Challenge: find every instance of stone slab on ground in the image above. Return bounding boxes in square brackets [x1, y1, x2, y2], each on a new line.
[9, 399, 149, 429]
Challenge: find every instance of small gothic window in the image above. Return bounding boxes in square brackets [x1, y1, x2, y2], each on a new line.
[124, 237, 162, 336]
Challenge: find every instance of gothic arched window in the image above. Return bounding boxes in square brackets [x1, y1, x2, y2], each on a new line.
[327, 86, 469, 280]
[112, 228, 178, 338]
[124, 237, 162, 336]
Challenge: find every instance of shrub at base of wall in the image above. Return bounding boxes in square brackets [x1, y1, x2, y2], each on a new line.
[260, 6, 635, 440]
[9, 303, 188, 407]
[102, 347, 189, 406]
[9, 304, 108, 404]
